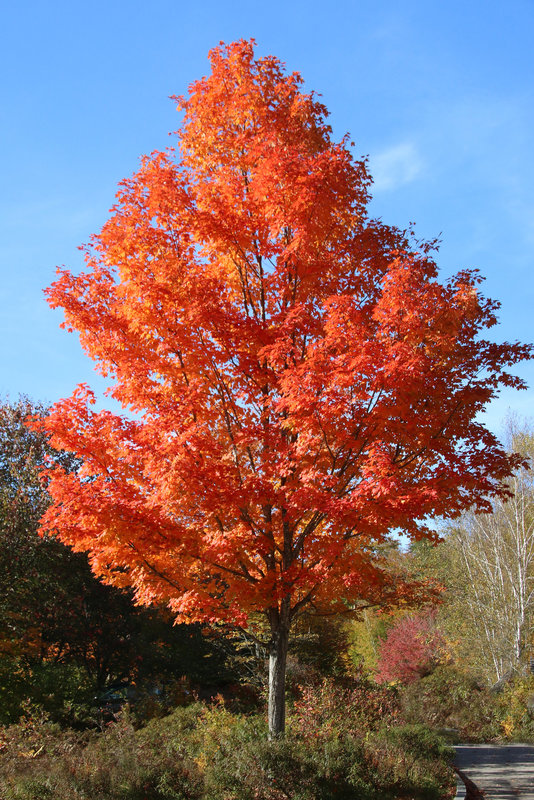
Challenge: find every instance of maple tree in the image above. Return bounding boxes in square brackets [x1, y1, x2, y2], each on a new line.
[40, 40, 532, 736]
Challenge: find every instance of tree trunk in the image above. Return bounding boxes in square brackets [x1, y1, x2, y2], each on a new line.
[268, 611, 290, 739]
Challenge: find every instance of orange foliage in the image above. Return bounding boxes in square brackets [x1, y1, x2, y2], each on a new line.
[40, 41, 531, 632]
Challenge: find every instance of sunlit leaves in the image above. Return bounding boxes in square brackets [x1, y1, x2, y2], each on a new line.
[41, 40, 532, 632]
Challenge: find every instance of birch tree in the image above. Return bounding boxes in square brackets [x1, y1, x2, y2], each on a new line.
[450, 422, 534, 683]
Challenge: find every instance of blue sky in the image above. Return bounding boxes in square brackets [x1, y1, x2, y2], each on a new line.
[2, 0, 533, 439]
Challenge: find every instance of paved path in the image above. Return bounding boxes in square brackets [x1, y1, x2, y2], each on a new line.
[454, 744, 534, 799]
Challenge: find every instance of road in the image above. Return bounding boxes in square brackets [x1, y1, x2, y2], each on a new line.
[454, 744, 534, 799]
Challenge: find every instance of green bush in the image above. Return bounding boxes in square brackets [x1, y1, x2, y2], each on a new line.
[0, 657, 98, 728]
[196, 706, 375, 800]
[0, 688, 456, 800]
[194, 681, 453, 800]
[365, 724, 454, 800]
[0, 708, 204, 800]
[400, 665, 502, 741]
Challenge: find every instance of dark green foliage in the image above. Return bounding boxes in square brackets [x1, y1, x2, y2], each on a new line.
[201, 722, 451, 800]
[0, 398, 234, 726]
[0, 660, 97, 728]
[289, 613, 351, 678]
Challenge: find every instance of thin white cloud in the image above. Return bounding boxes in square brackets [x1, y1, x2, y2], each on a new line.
[369, 142, 424, 192]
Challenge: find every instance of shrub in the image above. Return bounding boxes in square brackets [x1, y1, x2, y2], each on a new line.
[0, 658, 97, 728]
[399, 665, 502, 741]
[290, 675, 400, 742]
[0, 691, 456, 800]
[197, 702, 454, 800]
[365, 724, 454, 800]
[375, 611, 444, 685]
[0, 707, 204, 800]
[496, 674, 534, 741]
[196, 705, 377, 800]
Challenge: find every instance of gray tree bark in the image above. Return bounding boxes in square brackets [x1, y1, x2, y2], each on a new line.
[268, 604, 290, 738]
